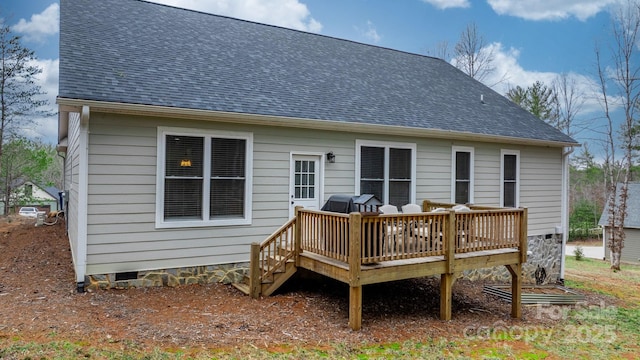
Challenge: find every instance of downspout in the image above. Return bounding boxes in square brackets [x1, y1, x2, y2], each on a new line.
[559, 146, 575, 282]
[76, 105, 90, 292]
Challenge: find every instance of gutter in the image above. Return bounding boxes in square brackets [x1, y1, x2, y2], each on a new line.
[57, 97, 580, 149]
[559, 146, 575, 282]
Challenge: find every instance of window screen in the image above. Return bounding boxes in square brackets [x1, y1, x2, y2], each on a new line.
[503, 154, 517, 208]
[455, 151, 470, 204]
[360, 146, 385, 202]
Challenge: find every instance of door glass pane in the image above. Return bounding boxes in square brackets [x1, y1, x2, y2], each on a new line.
[294, 160, 316, 199]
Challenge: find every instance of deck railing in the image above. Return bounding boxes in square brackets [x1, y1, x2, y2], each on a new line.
[454, 209, 523, 253]
[297, 203, 527, 265]
[298, 209, 351, 262]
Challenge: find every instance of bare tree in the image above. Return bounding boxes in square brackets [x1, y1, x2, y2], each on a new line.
[427, 40, 451, 60]
[553, 73, 586, 137]
[453, 22, 495, 83]
[596, 0, 640, 270]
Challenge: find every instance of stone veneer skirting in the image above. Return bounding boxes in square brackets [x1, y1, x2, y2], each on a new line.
[85, 263, 248, 291]
[463, 234, 563, 284]
[86, 234, 562, 290]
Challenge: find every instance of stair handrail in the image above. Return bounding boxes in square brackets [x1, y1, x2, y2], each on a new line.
[249, 216, 297, 298]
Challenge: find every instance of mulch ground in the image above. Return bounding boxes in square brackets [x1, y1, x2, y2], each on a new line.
[0, 217, 617, 351]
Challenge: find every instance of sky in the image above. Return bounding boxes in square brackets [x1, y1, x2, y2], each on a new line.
[0, 0, 626, 152]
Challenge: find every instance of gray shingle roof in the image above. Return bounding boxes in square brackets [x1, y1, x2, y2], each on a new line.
[599, 183, 640, 228]
[59, 0, 578, 145]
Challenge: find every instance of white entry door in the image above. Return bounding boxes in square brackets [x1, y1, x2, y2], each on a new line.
[290, 154, 322, 217]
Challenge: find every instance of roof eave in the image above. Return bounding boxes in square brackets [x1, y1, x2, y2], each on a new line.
[57, 98, 580, 148]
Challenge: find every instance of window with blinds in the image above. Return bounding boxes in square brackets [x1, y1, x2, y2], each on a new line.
[501, 151, 519, 208]
[157, 128, 252, 227]
[210, 138, 246, 218]
[358, 142, 414, 207]
[164, 135, 204, 220]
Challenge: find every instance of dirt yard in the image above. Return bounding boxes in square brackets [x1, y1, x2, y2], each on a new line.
[0, 217, 619, 352]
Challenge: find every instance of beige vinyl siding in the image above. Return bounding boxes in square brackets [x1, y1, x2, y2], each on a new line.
[66, 112, 81, 271]
[85, 113, 358, 274]
[84, 112, 565, 274]
[415, 138, 451, 203]
[604, 227, 640, 264]
[520, 146, 562, 235]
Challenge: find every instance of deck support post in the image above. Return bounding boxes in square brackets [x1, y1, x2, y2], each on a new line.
[440, 210, 456, 320]
[249, 242, 261, 299]
[348, 212, 363, 330]
[506, 263, 522, 318]
[349, 285, 362, 330]
[440, 273, 453, 320]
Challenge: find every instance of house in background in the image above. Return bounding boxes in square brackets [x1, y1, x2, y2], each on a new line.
[57, 0, 578, 291]
[599, 183, 640, 264]
[0, 180, 61, 215]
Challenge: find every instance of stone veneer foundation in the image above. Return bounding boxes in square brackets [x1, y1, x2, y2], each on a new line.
[85, 263, 248, 291]
[463, 234, 563, 284]
[86, 234, 562, 290]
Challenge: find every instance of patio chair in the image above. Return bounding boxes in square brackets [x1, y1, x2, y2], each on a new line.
[402, 203, 443, 252]
[379, 204, 401, 254]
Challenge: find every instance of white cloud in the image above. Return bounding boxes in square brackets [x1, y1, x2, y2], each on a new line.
[422, 0, 470, 10]
[26, 58, 59, 144]
[147, 0, 322, 32]
[12, 3, 59, 43]
[480, 43, 602, 115]
[355, 20, 381, 43]
[487, 0, 619, 21]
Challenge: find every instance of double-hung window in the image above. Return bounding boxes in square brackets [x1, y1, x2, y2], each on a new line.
[156, 127, 253, 228]
[451, 146, 474, 204]
[501, 149, 520, 208]
[356, 140, 416, 207]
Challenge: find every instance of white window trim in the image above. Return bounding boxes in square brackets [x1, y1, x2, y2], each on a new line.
[355, 139, 417, 205]
[155, 126, 253, 228]
[500, 149, 520, 208]
[451, 146, 474, 204]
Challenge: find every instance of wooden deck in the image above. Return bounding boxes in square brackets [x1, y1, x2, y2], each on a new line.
[242, 200, 527, 330]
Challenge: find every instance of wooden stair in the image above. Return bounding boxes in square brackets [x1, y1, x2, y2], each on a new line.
[233, 256, 297, 297]
[233, 216, 299, 298]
